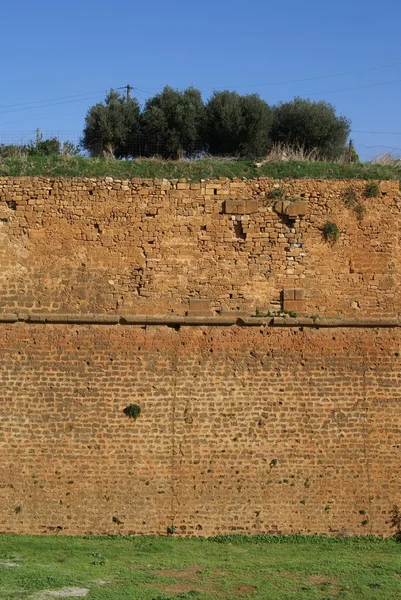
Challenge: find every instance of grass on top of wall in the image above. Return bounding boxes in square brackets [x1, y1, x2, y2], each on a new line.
[0, 155, 401, 181]
[0, 533, 400, 599]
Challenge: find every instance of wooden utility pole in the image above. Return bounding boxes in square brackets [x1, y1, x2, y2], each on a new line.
[126, 84, 132, 101]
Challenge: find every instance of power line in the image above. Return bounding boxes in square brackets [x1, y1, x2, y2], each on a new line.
[0, 111, 86, 126]
[0, 93, 108, 116]
[270, 78, 401, 102]
[228, 60, 401, 89]
[0, 90, 109, 111]
[351, 130, 401, 135]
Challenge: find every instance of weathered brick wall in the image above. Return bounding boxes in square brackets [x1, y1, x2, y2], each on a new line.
[0, 324, 400, 537]
[1, 177, 400, 537]
[0, 177, 400, 317]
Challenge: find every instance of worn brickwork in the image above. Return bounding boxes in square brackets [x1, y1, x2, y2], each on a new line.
[0, 324, 400, 537]
[0, 177, 400, 537]
[0, 177, 400, 317]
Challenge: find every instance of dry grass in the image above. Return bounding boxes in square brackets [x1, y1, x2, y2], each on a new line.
[369, 152, 401, 166]
[255, 143, 321, 166]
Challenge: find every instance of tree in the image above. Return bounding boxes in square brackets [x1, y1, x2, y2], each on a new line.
[27, 135, 61, 156]
[141, 86, 205, 158]
[204, 91, 272, 158]
[82, 90, 141, 158]
[271, 98, 351, 160]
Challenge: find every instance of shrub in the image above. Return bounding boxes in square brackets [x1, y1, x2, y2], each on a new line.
[268, 187, 286, 199]
[364, 182, 379, 198]
[123, 404, 141, 419]
[322, 221, 340, 242]
[0, 144, 27, 158]
[343, 187, 358, 207]
[354, 203, 366, 221]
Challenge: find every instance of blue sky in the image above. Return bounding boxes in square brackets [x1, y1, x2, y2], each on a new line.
[1, 0, 400, 160]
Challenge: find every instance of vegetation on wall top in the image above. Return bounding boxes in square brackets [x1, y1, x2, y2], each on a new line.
[0, 155, 400, 181]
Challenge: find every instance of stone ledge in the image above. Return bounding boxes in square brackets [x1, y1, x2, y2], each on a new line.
[0, 312, 401, 328]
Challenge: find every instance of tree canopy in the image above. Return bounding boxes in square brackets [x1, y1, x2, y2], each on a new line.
[78, 88, 352, 160]
[141, 86, 205, 158]
[204, 91, 273, 158]
[82, 90, 141, 158]
[271, 98, 351, 160]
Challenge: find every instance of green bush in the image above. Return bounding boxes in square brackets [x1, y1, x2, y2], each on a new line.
[268, 187, 286, 199]
[354, 203, 366, 221]
[343, 186, 358, 207]
[364, 181, 379, 198]
[322, 221, 340, 242]
[123, 404, 141, 419]
[27, 136, 61, 156]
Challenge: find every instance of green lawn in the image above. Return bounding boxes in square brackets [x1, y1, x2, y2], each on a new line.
[0, 155, 400, 181]
[0, 535, 400, 599]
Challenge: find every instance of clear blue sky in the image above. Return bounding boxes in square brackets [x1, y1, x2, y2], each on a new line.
[1, 0, 401, 160]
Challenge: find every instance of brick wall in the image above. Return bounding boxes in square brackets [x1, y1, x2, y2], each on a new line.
[1, 177, 400, 537]
[0, 177, 400, 317]
[0, 324, 400, 537]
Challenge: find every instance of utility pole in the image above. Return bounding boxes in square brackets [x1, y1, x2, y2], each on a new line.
[126, 84, 132, 101]
[35, 128, 41, 149]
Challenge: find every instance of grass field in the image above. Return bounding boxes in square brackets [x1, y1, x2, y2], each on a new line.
[0, 155, 401, 181]
[0, 534, 400, 599]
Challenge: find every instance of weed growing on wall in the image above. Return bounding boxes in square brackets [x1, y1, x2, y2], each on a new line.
[364, 182, 379, 198]
[354, 202, 366, 221]
[268, 187, 286, 199]
[123, 404, 141, 419]
[343, 187, 358, 207]
[322, 222, 340, 242]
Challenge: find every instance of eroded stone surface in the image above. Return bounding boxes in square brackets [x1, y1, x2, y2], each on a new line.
[0, 324, 400, 537]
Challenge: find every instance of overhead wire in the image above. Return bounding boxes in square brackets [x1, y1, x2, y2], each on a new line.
[0, 90, 109, 111]
[227, 60, 401, 89]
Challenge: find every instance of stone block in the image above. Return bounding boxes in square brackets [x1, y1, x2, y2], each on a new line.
[188, 299, 212, 313]
[282, 288, 295, 300]
[224, 198, 258, 214]
[282, 300, 306, 314]
[224, 199, 237, 213]
[285, 201, 308, 217]
[294, 288, 305, 300]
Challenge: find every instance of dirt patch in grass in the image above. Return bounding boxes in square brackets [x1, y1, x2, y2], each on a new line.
[234, 584, 257, 595]
[308, 575, 339, 585]
[30, 589, 89, 599]
[163, 582, 202, 594]
[155, 565, 202, 579]
[152, 564, 225, 595]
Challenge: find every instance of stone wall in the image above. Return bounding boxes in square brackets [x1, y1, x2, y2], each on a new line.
[0, 324, 400, 537]
[0, 177, 400, 318]
[0, 176, 400, 537]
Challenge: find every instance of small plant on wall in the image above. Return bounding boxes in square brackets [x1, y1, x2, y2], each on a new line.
[268, 187, 286, 199]
[123, 404, 141, 419]
[343, 187, 358, 207]
[354, 202, 366, 222]
[322, 221, 340, 243]
[364, 182, 379, 198]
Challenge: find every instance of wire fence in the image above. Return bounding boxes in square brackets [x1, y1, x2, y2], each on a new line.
[1, 130, 401, 162]
[0, 130, 210, 159]
[0, 130, 81, 147]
